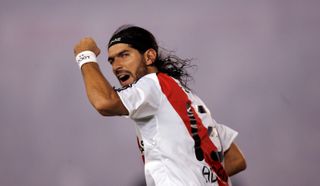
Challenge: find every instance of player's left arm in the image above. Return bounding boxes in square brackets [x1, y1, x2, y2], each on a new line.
[223, 142, 247, 176]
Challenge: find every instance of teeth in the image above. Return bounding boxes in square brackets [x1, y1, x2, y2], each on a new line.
[118, 74, 129, 82]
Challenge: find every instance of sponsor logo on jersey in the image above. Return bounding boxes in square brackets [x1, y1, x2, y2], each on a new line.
[202, 165, 217, 183]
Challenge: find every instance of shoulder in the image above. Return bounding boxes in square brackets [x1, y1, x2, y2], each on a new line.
[116, 73, 163, 119]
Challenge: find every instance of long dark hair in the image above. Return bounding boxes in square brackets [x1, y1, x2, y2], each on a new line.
[108, 25, 195, 90]
[155, 48, 194, 90]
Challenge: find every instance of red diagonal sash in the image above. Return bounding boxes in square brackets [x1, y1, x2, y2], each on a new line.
[157, 73, 229, 186]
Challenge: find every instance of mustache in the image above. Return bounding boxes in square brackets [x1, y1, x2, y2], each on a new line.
[115, 69, 131, 76]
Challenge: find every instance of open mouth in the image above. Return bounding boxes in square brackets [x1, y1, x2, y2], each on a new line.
[118, 74, 130, 82]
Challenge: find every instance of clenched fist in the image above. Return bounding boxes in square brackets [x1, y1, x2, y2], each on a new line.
[74, 37, 101, 56]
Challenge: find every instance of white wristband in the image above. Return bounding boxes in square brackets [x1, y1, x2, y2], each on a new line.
[75, 50, 97, 68]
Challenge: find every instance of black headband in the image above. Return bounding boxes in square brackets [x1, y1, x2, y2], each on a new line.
[108, 35, 137, 48]
[107, 26, 158, 53]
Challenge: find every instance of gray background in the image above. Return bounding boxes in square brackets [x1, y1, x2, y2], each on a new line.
[1, 0, 319, 185]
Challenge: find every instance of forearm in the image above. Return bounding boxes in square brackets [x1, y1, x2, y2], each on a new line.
[73, 37, 128, 116]
[81, 63, 127, 116]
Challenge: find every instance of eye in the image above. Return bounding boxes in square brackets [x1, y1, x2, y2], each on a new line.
[120, 52, 129, 58]
[108, 58, 114, 65]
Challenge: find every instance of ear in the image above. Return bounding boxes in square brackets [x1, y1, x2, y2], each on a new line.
[143, 49, 157, 66]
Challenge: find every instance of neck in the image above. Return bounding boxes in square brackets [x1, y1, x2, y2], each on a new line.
[147, 66, 158, 74]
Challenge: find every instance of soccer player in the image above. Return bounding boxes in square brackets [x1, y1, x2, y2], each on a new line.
[73, 25, 246, 186]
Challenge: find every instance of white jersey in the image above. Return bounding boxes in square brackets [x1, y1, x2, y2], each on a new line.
[117, 73, 238, 186]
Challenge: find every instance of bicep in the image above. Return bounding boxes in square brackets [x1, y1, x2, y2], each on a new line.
[224, 142, 247, 176]
[81, 63, 129, 116]
[224, 143, 244, 163]
[96, 92, 129, 116]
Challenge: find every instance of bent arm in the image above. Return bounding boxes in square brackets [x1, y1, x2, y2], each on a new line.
[81, 63, 128, 116]
[73, 37, 128, 116]
[223, 142, 247, 176]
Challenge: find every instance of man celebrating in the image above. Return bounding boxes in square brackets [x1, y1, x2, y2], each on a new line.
[73, 25, 246, 185]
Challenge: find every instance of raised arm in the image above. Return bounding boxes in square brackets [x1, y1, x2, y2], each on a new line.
[73, 37, 128, 116]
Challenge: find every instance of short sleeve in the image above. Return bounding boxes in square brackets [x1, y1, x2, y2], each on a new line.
[116, 73, 162, 120]
[216, 123, 238, 152]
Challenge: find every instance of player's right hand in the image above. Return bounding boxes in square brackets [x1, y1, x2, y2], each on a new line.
[74, 37, 101, 57]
